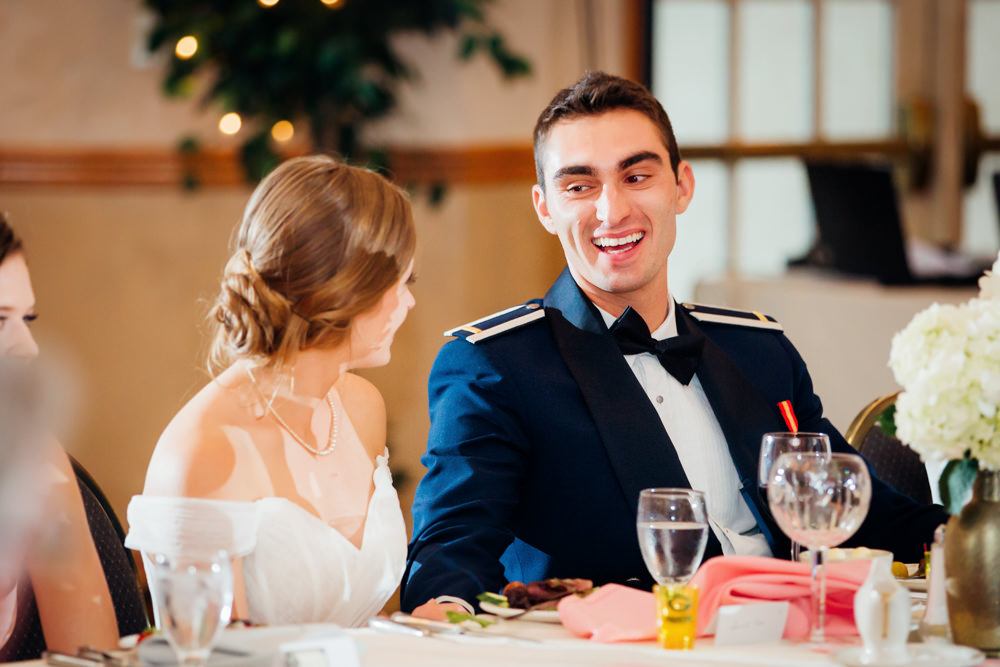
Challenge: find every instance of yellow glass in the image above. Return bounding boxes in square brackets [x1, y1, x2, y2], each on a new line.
[654, 584, 699, 650]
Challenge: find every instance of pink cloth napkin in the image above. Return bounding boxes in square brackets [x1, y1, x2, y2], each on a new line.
[558, 583, 657, 643]
[690, 555, 872, 639]
[558, 556, 874, 644]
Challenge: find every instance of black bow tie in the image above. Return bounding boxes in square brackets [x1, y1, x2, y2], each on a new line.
[608, 306, 704, 385]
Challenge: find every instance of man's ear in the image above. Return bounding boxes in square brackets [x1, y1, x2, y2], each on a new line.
[674, 160, 695, 215]
[532, 184, 557, 235]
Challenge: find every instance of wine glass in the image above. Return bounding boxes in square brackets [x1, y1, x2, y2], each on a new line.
[637, 489, 710, 649]
[767, 452, 872, 646]
[758, 432, 832, 561]
[151, 551, 234, 667]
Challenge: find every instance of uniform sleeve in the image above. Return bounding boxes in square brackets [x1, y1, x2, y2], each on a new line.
[777, 335, 948, 562]
[401, 338, 530, 611]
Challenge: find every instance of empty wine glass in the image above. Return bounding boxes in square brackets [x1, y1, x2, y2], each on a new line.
[767, 452, 872, 646]
[637, 488, 710, 649]
[151, 551, 234, 667]
[758, 432, 831, 561]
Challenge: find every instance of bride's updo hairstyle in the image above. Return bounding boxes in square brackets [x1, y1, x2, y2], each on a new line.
[210, 155, 416, 371]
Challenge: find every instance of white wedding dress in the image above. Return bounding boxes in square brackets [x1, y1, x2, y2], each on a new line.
[125, 451, 406, 628]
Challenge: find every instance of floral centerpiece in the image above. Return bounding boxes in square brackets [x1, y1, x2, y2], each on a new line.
[888, 253, 1000, 513]
[889, 253, 1000, 654]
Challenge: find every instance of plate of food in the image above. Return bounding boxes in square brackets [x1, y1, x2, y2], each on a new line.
[888, 560, 928, 592]
[477, 578, 594, 623]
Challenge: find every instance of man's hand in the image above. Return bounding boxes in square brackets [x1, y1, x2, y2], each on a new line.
[410, 599, 469, 621]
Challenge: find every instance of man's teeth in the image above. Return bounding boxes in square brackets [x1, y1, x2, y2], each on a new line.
[593, 232, 644, 249]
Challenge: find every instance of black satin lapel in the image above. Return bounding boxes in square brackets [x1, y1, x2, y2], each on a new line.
[676, 307, 786, 479]
[543, 280, 692, 515]
[677, 306, 789, 555]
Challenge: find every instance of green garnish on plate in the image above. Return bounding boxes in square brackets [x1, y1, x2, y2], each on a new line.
[445, 611, 495, 627]
[476, 591, 509, 607]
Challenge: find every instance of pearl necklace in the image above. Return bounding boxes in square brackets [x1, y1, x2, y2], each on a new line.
[247, 368, 338, 456]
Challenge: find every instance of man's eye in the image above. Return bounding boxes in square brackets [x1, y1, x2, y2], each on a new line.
[566, 184, 590, 194]
[626, 174, 650, 184]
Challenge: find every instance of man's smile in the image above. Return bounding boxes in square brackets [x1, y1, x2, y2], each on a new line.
[592, 231, 645, 255]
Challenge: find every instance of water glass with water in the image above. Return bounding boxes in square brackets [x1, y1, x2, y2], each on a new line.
[151, 550, 234, 667]
[636, 488, 710, 649]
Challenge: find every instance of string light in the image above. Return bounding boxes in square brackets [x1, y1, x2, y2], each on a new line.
[174, 36, 198, 59]
[271, 120, 295, 142]
[320, 0, 344, 6]
[219, 112, 242, 135]
[258, 0, 280, 6]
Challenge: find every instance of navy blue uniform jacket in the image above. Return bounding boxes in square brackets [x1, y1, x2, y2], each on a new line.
[401, 269, 947, 611]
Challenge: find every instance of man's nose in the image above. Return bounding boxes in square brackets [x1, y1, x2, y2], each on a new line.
[595, 184, 631, 226]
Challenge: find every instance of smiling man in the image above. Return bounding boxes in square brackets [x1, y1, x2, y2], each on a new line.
[401, 72, 947, 616]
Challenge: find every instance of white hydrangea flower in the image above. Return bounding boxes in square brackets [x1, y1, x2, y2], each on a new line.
[889, 276, 1000, 471]
[978, 251, 1000, 301]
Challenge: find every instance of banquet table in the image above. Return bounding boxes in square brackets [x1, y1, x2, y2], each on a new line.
[7, 615, 999, 667]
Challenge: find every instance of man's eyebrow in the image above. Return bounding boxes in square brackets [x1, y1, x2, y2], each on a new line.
[551, 165, 595, 181]
[619, 151, 662, 171]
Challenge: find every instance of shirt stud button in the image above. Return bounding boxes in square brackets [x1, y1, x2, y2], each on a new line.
[655, 395, 664, 404]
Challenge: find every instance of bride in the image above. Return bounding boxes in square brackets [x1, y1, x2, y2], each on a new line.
[126, 155, 416, 627]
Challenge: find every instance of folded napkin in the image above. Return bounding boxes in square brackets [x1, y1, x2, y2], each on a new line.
[138, 637, 274, 667]
[558, 584, 657, 643]
[690, 555, 872, 639]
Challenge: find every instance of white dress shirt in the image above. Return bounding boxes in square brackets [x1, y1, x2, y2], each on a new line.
[599, 302, 772, 557]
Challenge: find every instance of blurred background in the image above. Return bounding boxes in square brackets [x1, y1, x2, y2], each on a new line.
[1, 0, 999, 533]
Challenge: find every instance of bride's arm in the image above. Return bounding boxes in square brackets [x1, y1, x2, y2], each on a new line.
[141, 421, 266, 624]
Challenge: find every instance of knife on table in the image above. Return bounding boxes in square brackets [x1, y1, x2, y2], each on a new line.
[387, 612, 540, 643]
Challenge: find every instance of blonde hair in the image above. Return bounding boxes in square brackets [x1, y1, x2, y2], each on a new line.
[209, 155, 416, 371]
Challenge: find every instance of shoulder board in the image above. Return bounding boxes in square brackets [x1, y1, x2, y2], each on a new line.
[681, 302, 783, 332]
[444, 300, 545, 343]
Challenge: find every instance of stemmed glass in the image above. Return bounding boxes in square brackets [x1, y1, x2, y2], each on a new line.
[758, 432, 832, 561]
[151, 551, 234, 667]
[767, 452, 872, 646]
[636, 489, 710, 649]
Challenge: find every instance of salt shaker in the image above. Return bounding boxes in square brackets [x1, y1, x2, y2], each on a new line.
[919, 524, 951, 642]
[854, 552, 911, 664]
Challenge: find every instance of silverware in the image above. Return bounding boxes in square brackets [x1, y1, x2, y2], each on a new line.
[368, 617, 429, 638]
[499, 600, 561, 621]
[388, 612, 540, 643]
[44, 652, 104, 667]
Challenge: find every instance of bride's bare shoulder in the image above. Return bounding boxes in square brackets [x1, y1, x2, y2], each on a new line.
[336, 373, 386, 459]
[143, 374, 269, 501]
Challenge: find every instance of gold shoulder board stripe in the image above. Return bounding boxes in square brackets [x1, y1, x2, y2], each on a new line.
[465, 310, 545, 343]
[444, 303, 532, 338]
[688, 311, 783, 332]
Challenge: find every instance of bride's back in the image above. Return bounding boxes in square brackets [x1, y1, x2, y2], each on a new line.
[128, 155, 416, 626]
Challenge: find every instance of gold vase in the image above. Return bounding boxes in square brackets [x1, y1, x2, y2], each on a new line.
[944, 468, 1000, 656]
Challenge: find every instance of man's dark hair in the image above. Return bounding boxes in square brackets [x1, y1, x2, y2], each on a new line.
[0, 212, 23, 265]
[532, 71, 682, 190]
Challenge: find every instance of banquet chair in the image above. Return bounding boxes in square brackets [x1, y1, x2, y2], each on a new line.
[71, 457, 149, 636]
[0, 459, 148, 661]
[845, 393, 933, 505]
